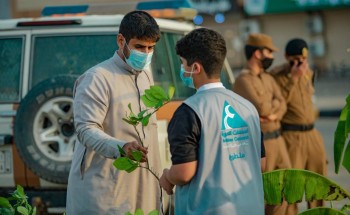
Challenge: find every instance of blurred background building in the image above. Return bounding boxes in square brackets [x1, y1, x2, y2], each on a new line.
[2, 0, 350, 78]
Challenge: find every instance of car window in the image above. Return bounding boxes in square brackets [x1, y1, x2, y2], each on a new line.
[30, 32, 231, 97]
[0, 37, 23, 102]
[31, 34, 117, 87]
[221, 66, 232, 89]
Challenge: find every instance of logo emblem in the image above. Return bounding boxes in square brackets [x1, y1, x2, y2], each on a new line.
[221, 101, 247, 130]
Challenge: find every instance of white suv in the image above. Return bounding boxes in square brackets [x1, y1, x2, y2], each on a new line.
[0, 14, 234, 210]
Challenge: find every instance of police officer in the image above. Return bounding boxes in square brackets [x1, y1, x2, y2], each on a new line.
[270, 38, 327, 212]
[233, 33, 294, 215]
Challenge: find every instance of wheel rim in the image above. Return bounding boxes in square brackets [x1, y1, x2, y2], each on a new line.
[33, 96, 75, 162]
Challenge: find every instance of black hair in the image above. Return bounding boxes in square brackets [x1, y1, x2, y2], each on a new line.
[175, 28, 227, 78]
[244, 45, 262, 60]
[119, 11, 160, 43]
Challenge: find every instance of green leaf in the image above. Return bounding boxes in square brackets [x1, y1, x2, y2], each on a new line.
[17, 206, 29, 215]
[141, 114, 151, 126]
[134, 208, 144, 215]
[138, 110, 148, 118]
[131, 150, 143, 162]
[141, 94, 159, 108]
[129, 116, 142, 123]
[124, 212, 133, 215]
[125, 164, 138, 173]
[148, 209, 159, 215]
[113, 157, 135, 170]
[341, 204, 350, 212]
[117, 145, 126, 156]
[263, 169, 350, 205]
[0, 208, 14, 215]
[0, 197, 12, 208]
[113, 157, 138, 173]
[144, 89, 160, 102]
[16, 185, 25, 197]
[168, 86, 175, 100]
[128, 103, 133, 114]
[150, 85, 168, 100]
[334, 117, 346, 173]
[31, 207, 37, 215]
[298, 207, 346, 215]
[122, 117, 138, 126]
[346, 107, 350, 135]
[154, 100, 164, 109]
[342, 139, 350, 173]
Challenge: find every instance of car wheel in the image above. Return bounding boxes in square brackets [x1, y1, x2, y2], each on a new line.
[14, 75, 77, 184]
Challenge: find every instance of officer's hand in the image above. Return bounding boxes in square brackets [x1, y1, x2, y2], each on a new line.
[272, 98, 280, 109]
[267, 114, 278, 121]
[160, 169, 174, 195]
[122, 141, 148, 162]
[291, 60, 308, 81]
[259, 116, 269, 123]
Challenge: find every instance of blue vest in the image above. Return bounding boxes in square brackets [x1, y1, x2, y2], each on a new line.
[175, 87, 264, 215]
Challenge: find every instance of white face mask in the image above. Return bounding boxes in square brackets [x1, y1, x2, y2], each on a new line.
[123, 39, 153, 71]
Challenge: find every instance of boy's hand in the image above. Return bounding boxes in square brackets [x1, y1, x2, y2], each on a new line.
[160, 169, 174, 195]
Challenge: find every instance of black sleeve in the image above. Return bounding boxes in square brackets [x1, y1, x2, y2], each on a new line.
[261, 131, 266, 158]
[167, 103, 201, 165]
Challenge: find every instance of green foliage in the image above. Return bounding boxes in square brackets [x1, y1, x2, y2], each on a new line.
[118, 85, 175, 175]
[113, 146, 143, 173]
[334, 94, 350, 173]
[141, 86, 170, 108]
[341, 204, 350, 212]
[123, 86, 174, 127]
[298, 207, 346, 215]
[0, 185, 36, 215]
[117, 86, 175, 215]
[263, 169, 350, 205]
[113, 157, 138, 173]
[124, 209, 159, 215]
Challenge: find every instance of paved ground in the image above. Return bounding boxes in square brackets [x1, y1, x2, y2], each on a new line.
[314, 78, 350, 112]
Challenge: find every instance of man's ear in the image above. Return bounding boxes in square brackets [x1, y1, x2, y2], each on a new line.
[193, 62, 202, 74]
[254, 49, 262, 60]
[117, 33, 125, 48]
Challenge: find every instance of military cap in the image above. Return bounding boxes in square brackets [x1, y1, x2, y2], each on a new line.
[246, 33, 278, 52]
[285, 38, 308, 57]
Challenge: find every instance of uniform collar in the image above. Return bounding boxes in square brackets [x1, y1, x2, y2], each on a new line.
[241, 67, 263, 76]
[197, 82, 224, 92]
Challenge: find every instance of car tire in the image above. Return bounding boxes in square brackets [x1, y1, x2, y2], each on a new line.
[14, 75, 78, 184]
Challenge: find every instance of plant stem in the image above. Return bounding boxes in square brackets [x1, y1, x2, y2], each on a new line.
[139, 166, 159, 181]
[149, 101, 170, 116]
[128, 100, 171, 215]
[139, 165, 164, 215]
[133, 125, 149, 169]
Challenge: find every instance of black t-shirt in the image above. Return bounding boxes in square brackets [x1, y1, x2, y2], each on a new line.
[167, 104, 201, 165]
[167, 103, 265, 165]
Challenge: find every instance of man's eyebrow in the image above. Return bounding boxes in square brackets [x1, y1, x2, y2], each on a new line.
[135, 44, 155, 48]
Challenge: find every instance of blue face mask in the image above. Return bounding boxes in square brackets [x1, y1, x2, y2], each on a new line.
[123, 39, 153, 71]
[180, 64, 195, 89]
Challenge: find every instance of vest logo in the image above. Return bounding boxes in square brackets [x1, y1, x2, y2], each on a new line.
[221, 101, 247, 130]
[221, 101, 250, 161]
[229, 152, 246, 161]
